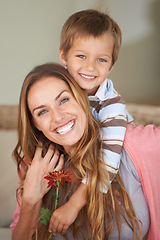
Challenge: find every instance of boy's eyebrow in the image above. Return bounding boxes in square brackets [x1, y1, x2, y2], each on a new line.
[74, 50, 112, 59]
[32, 90, 68, 113]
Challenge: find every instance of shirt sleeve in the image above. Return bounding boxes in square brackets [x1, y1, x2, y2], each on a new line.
[82, 95, 128, 192]
[82, 80, 134, 192]
[89, 88, 130, 192]
[98, 94, 127, 174]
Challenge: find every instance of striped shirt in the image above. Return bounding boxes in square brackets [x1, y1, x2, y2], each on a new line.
[82, 78, 133, 193]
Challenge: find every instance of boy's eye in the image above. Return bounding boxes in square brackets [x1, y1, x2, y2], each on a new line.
[98, 58, 107, 62]
[60, 97, 69, 104]
[37, 109, 46, 117]
[76, 55, 86, 59]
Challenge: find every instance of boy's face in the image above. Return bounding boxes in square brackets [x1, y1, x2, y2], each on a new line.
[60, 33, 114, 95]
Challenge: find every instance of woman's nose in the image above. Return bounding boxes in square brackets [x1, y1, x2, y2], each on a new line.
[50, 109, 64, 123]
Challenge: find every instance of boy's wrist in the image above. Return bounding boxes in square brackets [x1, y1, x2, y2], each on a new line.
[69, 183, 87, 212]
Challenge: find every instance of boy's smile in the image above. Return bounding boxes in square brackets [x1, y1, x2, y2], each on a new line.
[60, 32, 114, 95]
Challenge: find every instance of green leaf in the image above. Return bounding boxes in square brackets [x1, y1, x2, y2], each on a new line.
[39, 207, 53, 226]
[48, 232, 52, 239]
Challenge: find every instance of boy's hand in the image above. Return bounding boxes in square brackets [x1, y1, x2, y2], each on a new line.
[49, 200, 79, 235]
[49, 183, 87, 235]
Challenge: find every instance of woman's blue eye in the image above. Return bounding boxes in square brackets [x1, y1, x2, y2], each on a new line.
[98, 58, 107, 62]
[61, 98, 69, 104]
[38, 110, 46, 116]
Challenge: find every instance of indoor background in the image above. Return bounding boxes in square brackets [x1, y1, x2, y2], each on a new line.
[1, 0, 160, 105]
[0, 0, 160, 238]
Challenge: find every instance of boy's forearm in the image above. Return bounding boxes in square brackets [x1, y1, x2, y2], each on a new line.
[68, 183, 87, 212]
[12, 200, 41, 240]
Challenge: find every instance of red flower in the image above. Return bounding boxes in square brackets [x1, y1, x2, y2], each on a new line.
[44, 170, 71, 188]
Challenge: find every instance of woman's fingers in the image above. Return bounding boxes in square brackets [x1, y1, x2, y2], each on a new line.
[54, 154, 64, 171]
[32, 146, 43, 162]
[44, 144, 55, 162]
[32, 144, 55, 163]
[33, 144, 64, 171]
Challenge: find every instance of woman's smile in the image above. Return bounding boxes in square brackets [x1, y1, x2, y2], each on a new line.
[54, 119, 75, 135]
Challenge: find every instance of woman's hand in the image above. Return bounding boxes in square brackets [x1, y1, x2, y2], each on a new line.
[22, 144, 64, 207]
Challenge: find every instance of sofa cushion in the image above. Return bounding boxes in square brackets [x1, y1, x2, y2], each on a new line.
[0, 130, 18, 227]
[0, 228, 12, 240]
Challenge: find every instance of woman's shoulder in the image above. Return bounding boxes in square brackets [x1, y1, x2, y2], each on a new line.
[123, 124, 160, 186]
[124, 124, 160, 154]
[125, 124, 160, 143]
[124, 125, 160, 239]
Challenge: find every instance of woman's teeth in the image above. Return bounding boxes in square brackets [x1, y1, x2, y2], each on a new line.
[56, 120, 74, 135]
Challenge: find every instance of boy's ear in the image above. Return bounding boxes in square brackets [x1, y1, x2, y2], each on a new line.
[108, 64, 114, 74]
[59, 48, 67, 66]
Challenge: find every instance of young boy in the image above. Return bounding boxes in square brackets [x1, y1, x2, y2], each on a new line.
[49, 9, 133, 235]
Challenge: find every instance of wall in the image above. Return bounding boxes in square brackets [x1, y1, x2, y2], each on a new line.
[1, 0, 160, 105]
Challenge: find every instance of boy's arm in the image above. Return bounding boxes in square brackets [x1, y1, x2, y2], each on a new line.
[90, 89, 132, 192]
[99, 95, 127, 180]
[49, 182, 87, 235]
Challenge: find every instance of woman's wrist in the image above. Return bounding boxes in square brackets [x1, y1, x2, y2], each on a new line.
[21, 195, 42, 212]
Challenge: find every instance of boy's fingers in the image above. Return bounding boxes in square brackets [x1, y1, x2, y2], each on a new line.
[61, 224, 68, 235]
[50, 220, 59, 236]
[56, 223, 64, 234]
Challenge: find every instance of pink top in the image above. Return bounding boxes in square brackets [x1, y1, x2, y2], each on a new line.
[124, 125, 160, 240]
[10, 125, 160, 239]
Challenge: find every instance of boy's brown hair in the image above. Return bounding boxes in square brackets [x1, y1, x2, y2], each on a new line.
[60, 9, 122, 66]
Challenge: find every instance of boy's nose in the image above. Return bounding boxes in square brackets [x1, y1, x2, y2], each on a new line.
[85, 59, 95, 71]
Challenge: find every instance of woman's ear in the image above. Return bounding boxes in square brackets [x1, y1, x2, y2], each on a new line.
[59, 48, 67, 66]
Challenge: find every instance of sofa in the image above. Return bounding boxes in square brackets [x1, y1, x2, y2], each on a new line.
[0, 104, 160, 240]
[0, 129, 17, 240]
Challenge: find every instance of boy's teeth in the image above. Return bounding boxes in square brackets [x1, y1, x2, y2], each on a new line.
[81, 74, 95, 79]
[56, 120, 74, 135]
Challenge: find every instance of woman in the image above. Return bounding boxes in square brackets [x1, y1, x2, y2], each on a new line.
[10, 63, 159, 240]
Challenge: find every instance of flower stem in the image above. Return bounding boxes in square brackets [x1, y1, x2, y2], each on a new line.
[55, 181, 59, 210]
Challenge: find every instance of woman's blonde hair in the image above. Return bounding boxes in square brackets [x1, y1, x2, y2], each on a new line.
[13, 63, 142, 240]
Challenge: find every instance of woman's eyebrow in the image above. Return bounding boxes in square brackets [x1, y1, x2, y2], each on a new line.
[32, 90, 69, 113]
[33, 105, 45, 113]
[55, 90, 68, 100]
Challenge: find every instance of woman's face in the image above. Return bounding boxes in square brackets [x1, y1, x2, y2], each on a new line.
[27, 76, 87, 153]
